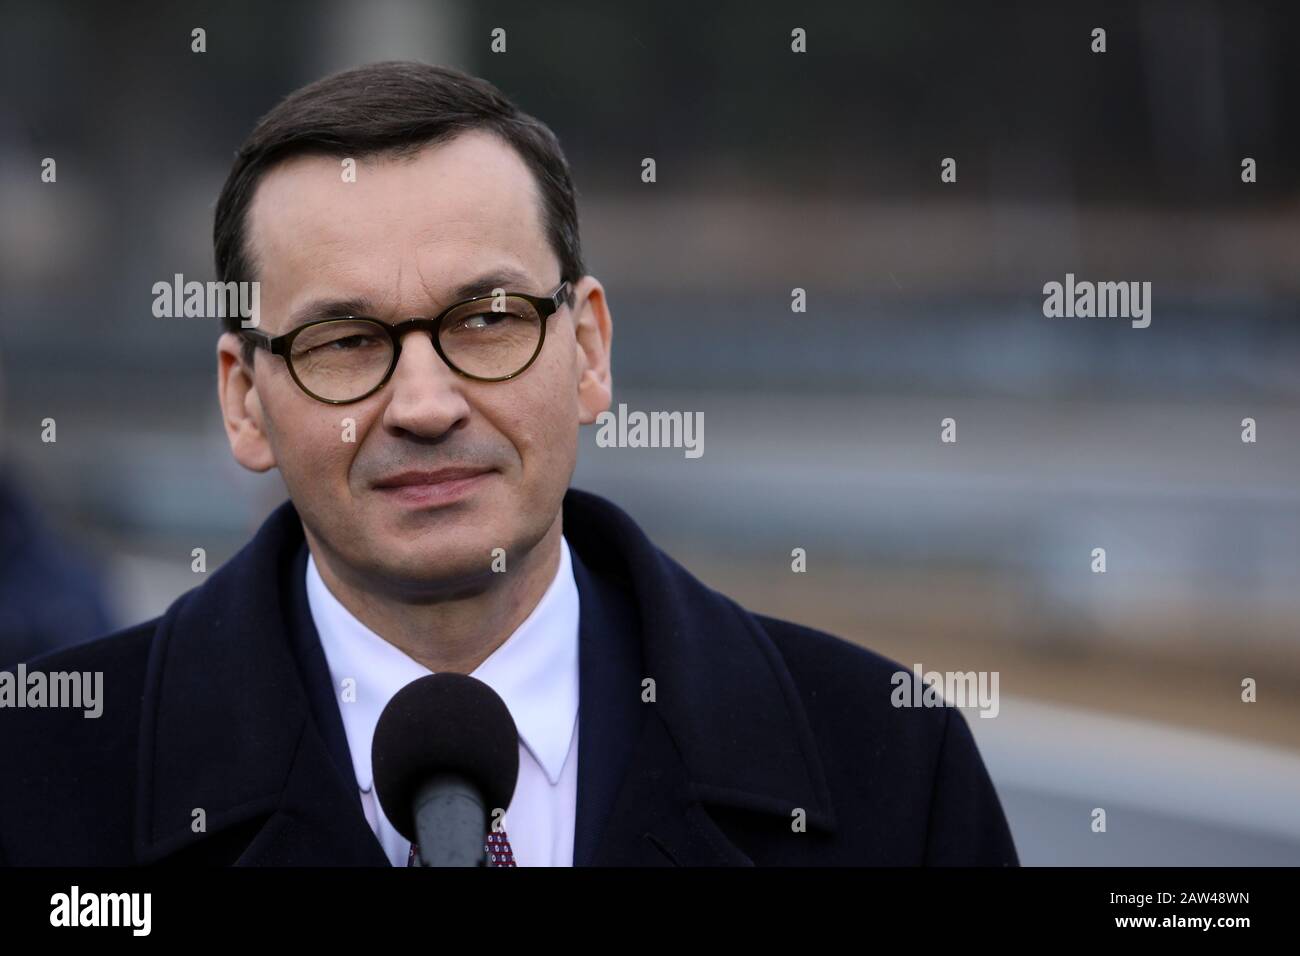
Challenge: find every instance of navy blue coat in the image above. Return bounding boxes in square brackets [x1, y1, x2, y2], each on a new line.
[0, 488, 1018, 866]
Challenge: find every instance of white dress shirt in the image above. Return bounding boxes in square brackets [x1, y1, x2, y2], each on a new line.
[305, 535, 580, 867]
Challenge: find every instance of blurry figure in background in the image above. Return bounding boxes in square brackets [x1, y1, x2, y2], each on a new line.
[0, 356, 115, 665]
[0, 470, 115, 664]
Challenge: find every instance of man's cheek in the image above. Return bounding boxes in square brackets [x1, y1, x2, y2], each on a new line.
[290, 423, 358, 487]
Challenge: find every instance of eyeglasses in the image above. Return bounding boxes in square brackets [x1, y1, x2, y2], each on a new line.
[240, 281, 572, 404]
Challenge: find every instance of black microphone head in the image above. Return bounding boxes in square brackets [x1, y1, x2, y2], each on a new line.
[371, 673, 520, 841]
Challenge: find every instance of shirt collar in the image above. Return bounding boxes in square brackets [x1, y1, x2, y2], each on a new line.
[306, 535, 579, 791]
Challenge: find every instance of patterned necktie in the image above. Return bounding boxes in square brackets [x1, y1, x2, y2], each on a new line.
[406, 828, 517, 866]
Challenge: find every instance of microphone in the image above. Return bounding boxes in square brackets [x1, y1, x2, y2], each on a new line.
[372, 673, 520, 867]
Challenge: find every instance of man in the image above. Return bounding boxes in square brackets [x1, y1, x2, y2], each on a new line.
[0, 61, 1017, 866]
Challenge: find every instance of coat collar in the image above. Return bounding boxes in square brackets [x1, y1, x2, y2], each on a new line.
[133, 488, 835, 866]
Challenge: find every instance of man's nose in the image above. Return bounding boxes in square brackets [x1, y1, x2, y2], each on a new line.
[380, 328, 472, 435]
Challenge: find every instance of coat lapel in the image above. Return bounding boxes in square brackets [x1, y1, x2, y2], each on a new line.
[132, 501, 388, 866]
[565, 488, 837, 866]
[230, 719, 389, 866]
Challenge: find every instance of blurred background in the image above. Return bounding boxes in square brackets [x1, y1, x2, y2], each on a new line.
[1, 0, 1298, 864]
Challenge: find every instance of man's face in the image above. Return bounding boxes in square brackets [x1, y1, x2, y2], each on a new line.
[216, 130, 611, 597]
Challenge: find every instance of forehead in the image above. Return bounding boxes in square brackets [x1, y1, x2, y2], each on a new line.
[244, 129, 554, 323]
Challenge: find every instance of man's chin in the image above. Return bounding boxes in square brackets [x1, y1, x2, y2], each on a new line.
[350, 566, 483, 605]
[371, 541, 503, 591]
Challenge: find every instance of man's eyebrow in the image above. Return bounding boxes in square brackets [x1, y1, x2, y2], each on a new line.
[287, 297, 376, 329]
[445, 268, 539, 303]
[284, 268, 540, 331]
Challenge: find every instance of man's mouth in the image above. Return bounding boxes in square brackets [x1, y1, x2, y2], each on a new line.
[373, 467, 495, 506]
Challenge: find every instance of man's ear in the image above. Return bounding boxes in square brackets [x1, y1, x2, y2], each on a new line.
[569, 276, 613, 425]
[216, 332, 277, 472]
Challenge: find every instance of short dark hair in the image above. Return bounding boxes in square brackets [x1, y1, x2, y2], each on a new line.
[213, 60, 586, 365]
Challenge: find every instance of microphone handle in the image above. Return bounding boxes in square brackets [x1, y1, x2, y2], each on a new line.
[410, 772, 488, 867]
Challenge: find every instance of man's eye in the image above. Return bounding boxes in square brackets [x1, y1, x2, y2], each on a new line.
[324, 334, 381, 350]
[460, 312, 509, 330]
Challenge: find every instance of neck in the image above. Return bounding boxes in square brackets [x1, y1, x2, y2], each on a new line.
[303, 515, 564, 674]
